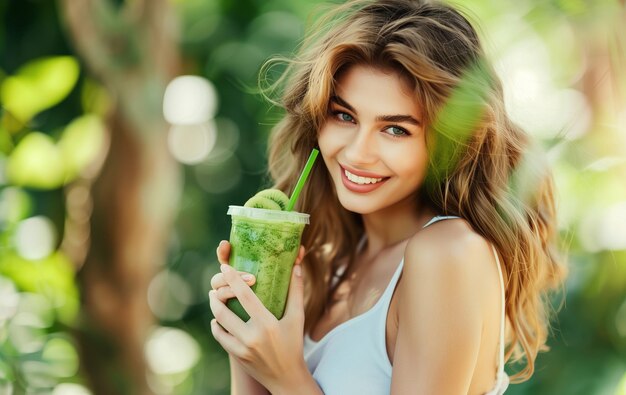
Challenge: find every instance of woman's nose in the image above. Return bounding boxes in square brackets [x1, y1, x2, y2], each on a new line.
[344, 129, 378, 165]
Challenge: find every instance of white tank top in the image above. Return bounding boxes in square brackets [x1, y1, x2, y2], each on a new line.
[303, 215, 510, 395]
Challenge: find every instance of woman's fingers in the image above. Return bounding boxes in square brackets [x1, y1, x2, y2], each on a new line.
[210, 318, 248, 358]
[210, 270, 256, 290]
[295, 245, 305, 265]
[215, 285, 235, 301]
[216, 240, 231, 265]
[284, 257, 305, 320]
[209, 290, 247, 336]
[220, 264, 269, 320]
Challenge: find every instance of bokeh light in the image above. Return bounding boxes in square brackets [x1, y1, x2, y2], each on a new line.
[595, 202, 626, 251]
[0, 276, 19, 323]
[58, 114, 107, 181]
[194, 154, 242, 195]
[42, 336, 79, 378]
[147, 270, 193, 321]
[52, 383, 92, 395]
[191, 117, 242, 194]
[21, 360, 55, 390]
[163, 76, 218, 125]
[5, 132, 66, 189]
[9, 311, 47, 354]
[578, 201, 626, 253]
[0, 187, 32, 225]
[167, 122, 217, 165]
[14, 216, 57, 261]
[207, 118, 240, 162]
[496, 32, 592, 140]
[145, 326, 201, 390]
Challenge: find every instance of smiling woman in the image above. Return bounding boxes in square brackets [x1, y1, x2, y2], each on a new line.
[319, 65, 428, 213]
[208, 1, 567, 394]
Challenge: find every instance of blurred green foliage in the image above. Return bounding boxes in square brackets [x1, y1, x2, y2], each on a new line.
[0, 0, 625, 394]
[0, 50, 88, 392]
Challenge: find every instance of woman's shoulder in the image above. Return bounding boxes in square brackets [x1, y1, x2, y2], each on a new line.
[393, 218, 498, 376]
[402, 217, 496, 286]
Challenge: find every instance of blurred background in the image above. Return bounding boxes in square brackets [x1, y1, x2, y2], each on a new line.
[0, 0, 625, 394]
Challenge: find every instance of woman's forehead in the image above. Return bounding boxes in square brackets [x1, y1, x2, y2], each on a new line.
[332, 65, 422, 117]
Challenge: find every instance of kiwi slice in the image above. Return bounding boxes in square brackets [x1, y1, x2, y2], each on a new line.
[243, 195, 282, 210]
[255, 189, 289, 211]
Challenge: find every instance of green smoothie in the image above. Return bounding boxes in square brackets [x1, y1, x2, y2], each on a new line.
[226, 206, 309, 321]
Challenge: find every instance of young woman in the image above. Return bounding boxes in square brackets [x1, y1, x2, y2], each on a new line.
[208, 1, 566, 394]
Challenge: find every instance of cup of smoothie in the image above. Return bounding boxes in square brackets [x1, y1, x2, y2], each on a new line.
[226, 202, 309, 321]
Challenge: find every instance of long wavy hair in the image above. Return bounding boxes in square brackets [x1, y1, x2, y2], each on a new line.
[263, 0, 566, 383]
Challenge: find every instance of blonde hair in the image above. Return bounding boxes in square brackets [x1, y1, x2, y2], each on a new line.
[263, 0, 566, 383]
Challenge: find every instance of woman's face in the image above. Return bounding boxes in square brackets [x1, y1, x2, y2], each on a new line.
[318, 65, 429, 215]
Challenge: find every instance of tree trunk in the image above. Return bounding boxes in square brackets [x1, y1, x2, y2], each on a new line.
[58, 1, 182, 394]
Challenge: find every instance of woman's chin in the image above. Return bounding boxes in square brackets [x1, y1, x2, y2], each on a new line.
[336, 195, 380, 215]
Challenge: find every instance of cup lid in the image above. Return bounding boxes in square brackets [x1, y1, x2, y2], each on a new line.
[227, 205, 310, 224]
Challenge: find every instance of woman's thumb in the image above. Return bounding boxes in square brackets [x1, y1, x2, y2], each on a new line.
[284, 263, 304, 319]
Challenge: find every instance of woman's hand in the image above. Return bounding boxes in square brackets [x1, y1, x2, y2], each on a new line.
[209, 240, 310, 394]
[210, 241, 257, 298]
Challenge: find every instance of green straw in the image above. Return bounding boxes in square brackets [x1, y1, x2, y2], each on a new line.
[287, 148, 319, 211]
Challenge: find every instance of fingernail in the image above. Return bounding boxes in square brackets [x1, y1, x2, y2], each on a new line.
[294, 265, 302, 277]
[241, 273, 254, 282]
[220, 264, 231, 273]
[219, 240, 227, 247]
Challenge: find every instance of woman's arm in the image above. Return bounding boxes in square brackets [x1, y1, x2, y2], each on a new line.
[229, 356, 270, 395]
[391, 220, 494, 395]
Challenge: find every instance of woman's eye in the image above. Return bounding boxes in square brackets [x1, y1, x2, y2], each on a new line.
[384, 126, 409, 137]
[335, 112, 354, 123]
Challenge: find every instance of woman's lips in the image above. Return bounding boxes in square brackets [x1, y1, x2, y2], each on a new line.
[340, 165, 389, 193]
[340, 164, 386, 178]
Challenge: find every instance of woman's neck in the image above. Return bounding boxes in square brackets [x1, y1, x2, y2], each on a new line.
[361, 195, 435, 255]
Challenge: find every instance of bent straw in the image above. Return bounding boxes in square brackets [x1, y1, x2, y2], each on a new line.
[287, 148, 319, 211]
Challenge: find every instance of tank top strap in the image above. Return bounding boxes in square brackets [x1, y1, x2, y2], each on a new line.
[492, 244, 507, 377]
[377, 257, 405, 305]
[422, 215, 461, 228]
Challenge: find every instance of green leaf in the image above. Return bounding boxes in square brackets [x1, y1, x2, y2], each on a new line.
[425, 58, 492, 189]
[58, 115, 106, 182]
[5, 132, 65, 190]
[81, 78, 111, 116]
[0, 187, 32, 225]
[0, 252, 78, 325]
[0, 56, 80, 123]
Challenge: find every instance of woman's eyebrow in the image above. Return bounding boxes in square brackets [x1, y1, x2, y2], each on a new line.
[376, 114, 421, 126]
[330, 95, 356, 113]
[330, 95, 421, 126]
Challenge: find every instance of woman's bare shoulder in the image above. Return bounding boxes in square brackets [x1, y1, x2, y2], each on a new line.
[392, 219, 497, 389]
[404, 217, 494, 272]
[399, 218, 498, 305]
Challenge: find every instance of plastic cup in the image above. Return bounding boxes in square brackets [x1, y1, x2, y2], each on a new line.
[226, 205, 310, 321]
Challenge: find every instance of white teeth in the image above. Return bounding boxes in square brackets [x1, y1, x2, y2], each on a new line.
[344, 169, 384, 185]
